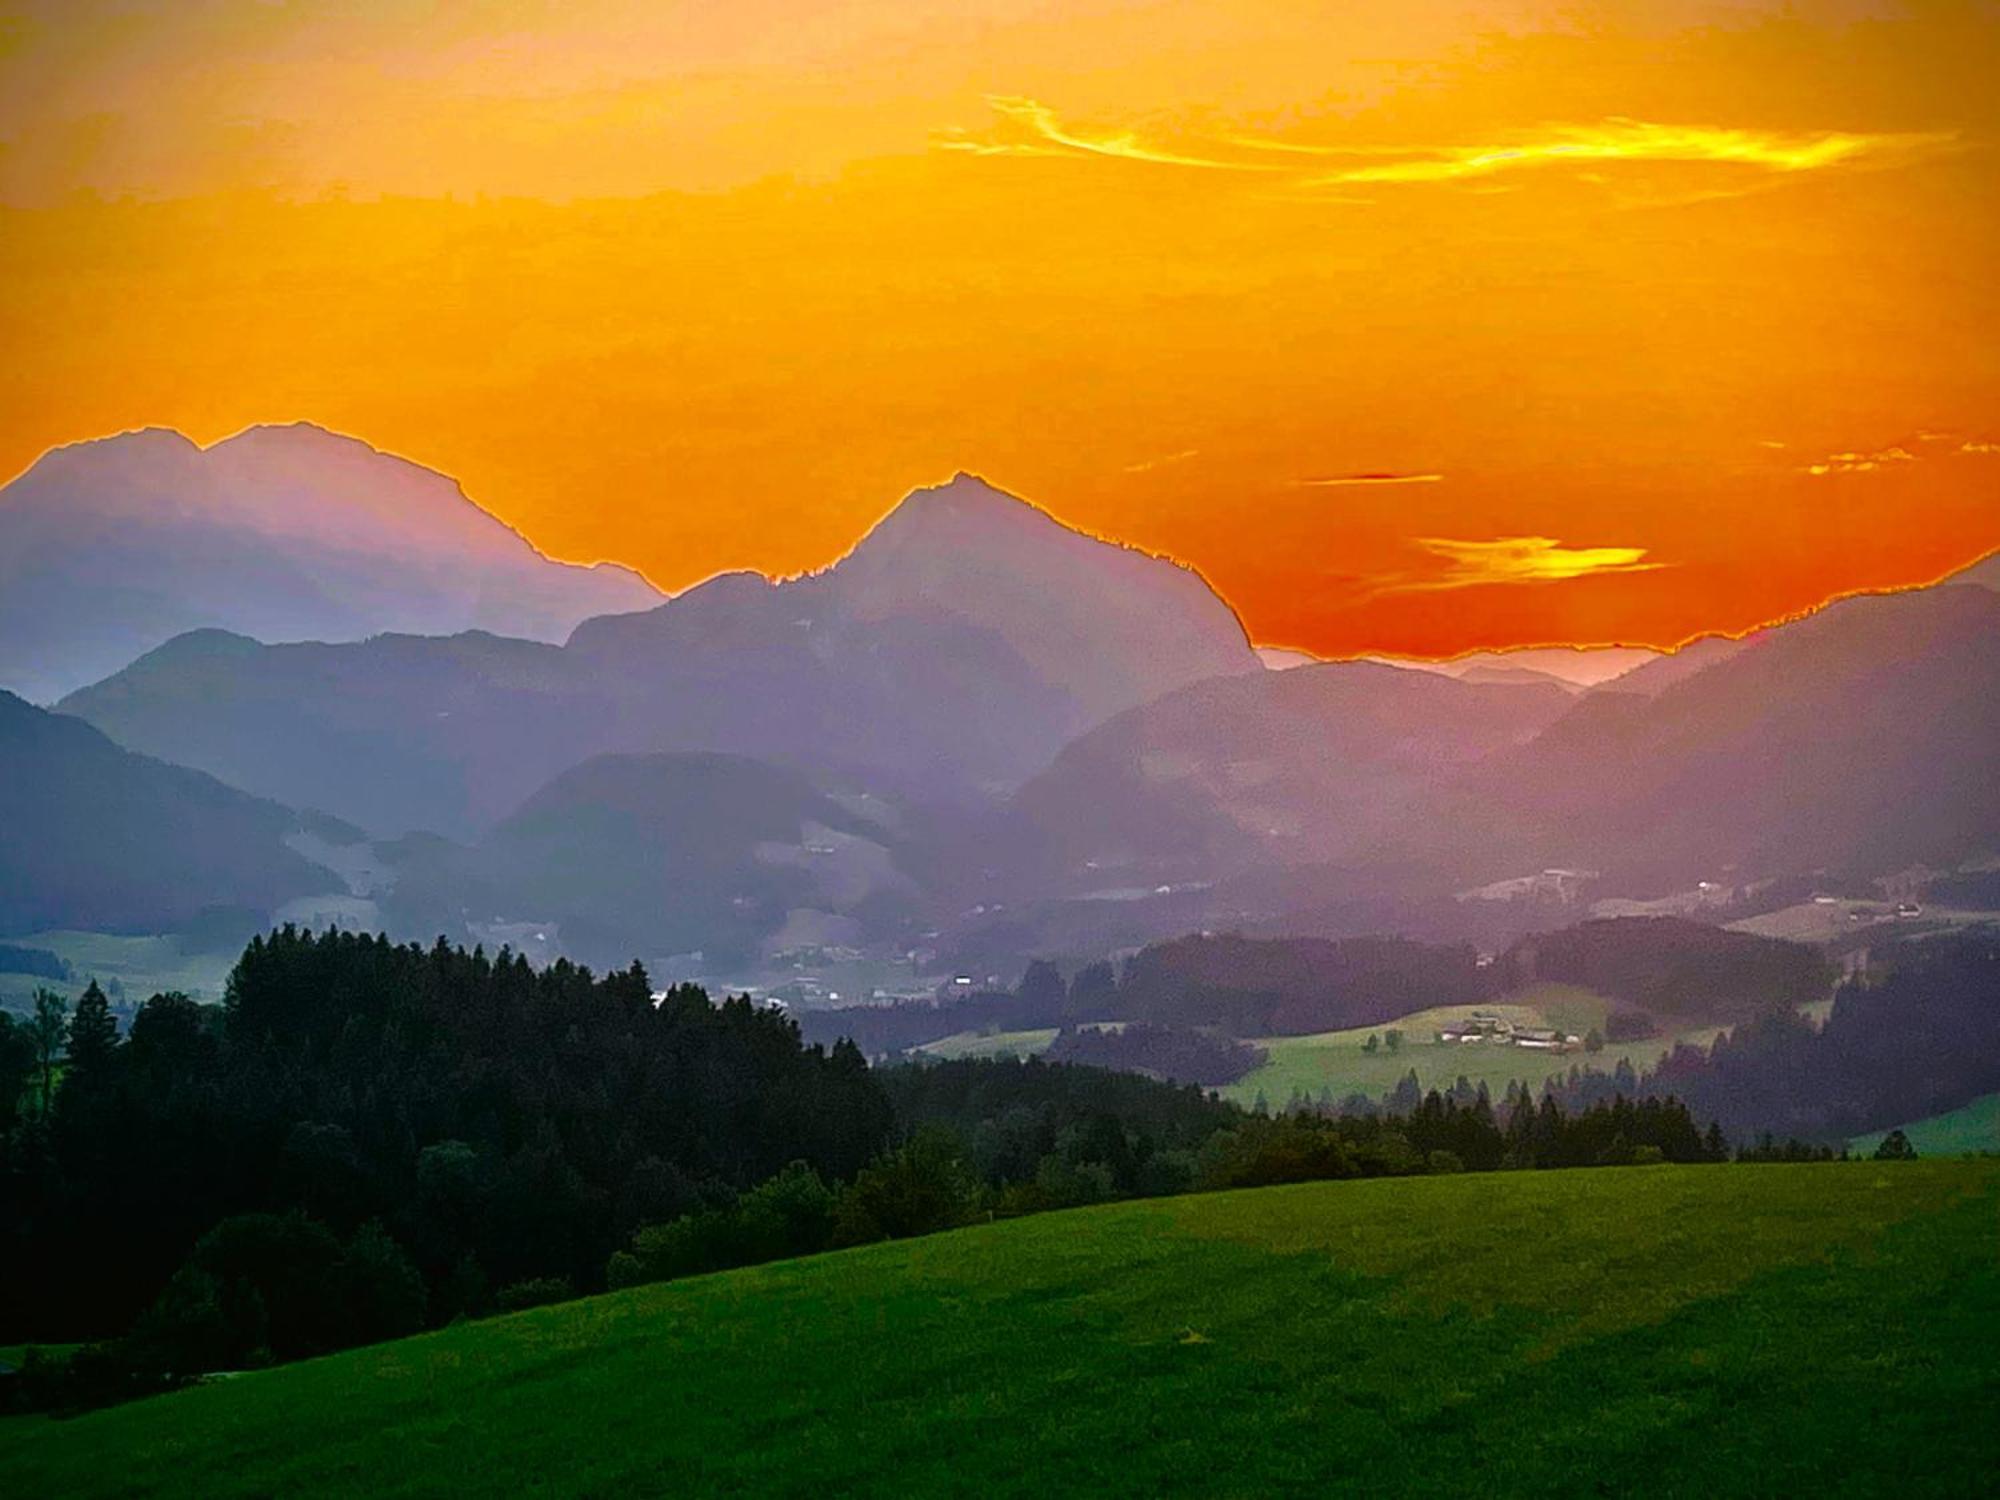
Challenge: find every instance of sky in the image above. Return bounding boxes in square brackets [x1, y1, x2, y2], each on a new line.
[0, 0, 1995, 657]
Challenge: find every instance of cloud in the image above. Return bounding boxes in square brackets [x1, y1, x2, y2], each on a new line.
[1802, 444, 1919, 476]
[1123, 448, 1200, 474]
[1294, 472, 1443, 487]
[937, 103, 1954, 196]
[1372, 536, 1668, 594]
[933, 97, 1273, 172]
[1288, 120, 1954, 186]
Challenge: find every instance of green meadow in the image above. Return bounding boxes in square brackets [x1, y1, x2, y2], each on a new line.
[0, 932, 234, 1012]
[913, 1026, 1060, 1061]
[5, 1160, 1995, 1497]
[1852, 1092, 2000, 1158]
[1222, 983, 1721, 1108]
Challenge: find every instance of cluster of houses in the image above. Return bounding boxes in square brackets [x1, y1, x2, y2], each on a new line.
[1437, 1011, 1579, 1052]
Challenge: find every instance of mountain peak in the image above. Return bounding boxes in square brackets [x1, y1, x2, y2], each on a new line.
[886, 470, 1047, 522]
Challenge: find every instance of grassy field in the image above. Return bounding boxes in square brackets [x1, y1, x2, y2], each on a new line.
[1851, 1093, 2000, 1158]
[1222, 983, 1720, 1108]
[0, 932, 234, 1013]
[913, 1026, 1060, 1061]
[4, 1161, 1995, 1496]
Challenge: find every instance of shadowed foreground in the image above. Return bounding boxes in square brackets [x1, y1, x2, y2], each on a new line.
[4, 1162, 1996, 1497]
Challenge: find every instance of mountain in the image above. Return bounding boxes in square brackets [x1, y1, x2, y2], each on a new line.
[0, 690, 347, 935]
[1386, 645, 1660, 688]
[564, 473, 1261, 790]
[65, 472, 1261, 837]
[1004, 660, 1575, 892]
[63, 628, 602, 841]
[1951, 547, 2000, 590]
[0, 424, 660, 702]
[1423, 583, 2000, 891]
[381, 752, 923, 970]
[1596, 634, 1750, 697]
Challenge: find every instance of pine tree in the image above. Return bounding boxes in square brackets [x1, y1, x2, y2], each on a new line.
[65, 979, 121, 1089]
[28, 987, 67, 1115]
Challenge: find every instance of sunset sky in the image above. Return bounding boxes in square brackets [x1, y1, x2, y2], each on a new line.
[1, 1, 1995, 657]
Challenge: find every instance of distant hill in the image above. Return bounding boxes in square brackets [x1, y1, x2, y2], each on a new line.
[1006, 661, 1573, 891]
[1949, 547, 2000, 591]
[1425, 584, 2000, 891]
[0, 424, 659, 702]
[0, 690, 344, 935]
[382, 752, 923, 969]
[65, 473, 1260, 837]
[1595, 633, 1750, 697]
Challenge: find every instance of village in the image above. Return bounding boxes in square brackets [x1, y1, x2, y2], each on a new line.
[1437, 1011, 1582, 1053]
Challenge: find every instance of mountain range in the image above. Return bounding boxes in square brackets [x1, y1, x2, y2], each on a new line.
[62, 471, 1259, 839]
[0, 424, 660, 703]
[10, 424, 2000, 976]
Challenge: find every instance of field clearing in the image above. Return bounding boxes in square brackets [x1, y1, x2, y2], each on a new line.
[3, 1162, 1994, 1497]
[1851, 1093, 2000, 1158]
[1222, 984, 1719, 1108]
[0, 932, 234, 1013]
[913, 1027, 1060, 1061]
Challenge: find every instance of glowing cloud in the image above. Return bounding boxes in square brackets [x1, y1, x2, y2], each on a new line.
[1803, 445, 1920, 476]
[1294, 472, 1444, 487]
[939, 104, 1953, 194]
[1379, 536, 1668, 593]
[933, 97, 1271, 172]
[1123, 449, 1201, 474]
[1292, 120, 1953, 185]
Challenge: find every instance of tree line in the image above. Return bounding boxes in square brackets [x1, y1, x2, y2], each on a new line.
[1560, 932, 2000, 1141]
[4, 922, 1882, 1418]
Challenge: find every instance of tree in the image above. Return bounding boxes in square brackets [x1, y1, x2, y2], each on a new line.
[1017, 960, 1068, 1024]
[832, 1128, 981, 1245]
[1584, 1029, 1605, 1055]
[1384, 1029, 1403, 1053]
[338, 1221, 427, 1344]
[0, 1012, 35, 1126]
[1362, 1033, 1380, 1054]
[28, 988, 67, 1115]
[64, 980, 121, 1090]
[1872, 1129, 1917, 1161]
[1066, 960, 1117, 1023]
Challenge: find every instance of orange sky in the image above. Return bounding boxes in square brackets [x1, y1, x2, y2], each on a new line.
[1, 0, 1996, 656]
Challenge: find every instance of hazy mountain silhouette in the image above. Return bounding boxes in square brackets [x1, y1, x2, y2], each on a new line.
[382, 752, 922, 969]
[64, 472, 1259, 837]
[1595, 634, 1751, 697]
[1418, 583, 2000, 890]
[1006, 661, 1573, 891]
[0, 423, 659, 702]
[1951, 547, 2000, 591]
[0, 690, 347, 935]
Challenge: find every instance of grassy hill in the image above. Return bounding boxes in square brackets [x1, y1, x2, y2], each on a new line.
[1851, 1093, 2000, 1158]
[5, 1162, 1996, 1496]
[1221, 983, 1720, 1108]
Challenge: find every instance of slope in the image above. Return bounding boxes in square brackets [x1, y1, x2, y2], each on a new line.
[2, 1163, 1994, 1497]
[0, 691, 347, 936]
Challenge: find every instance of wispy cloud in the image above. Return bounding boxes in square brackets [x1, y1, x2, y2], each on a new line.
[1287, 120, 1953, 186]
[1294, 472, 1443, 488]
[1802, 444, 1919, 476]
[1372, 536, 1667, 595]
[935, 101, 1954, 196]
[1123, 448, 1201, 474]
[933, 97, 1274, 172]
